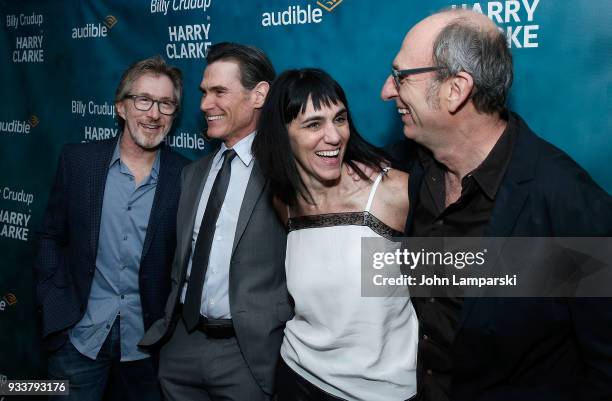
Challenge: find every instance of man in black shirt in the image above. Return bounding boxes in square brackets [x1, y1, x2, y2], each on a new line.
[380, 8, 612, 401]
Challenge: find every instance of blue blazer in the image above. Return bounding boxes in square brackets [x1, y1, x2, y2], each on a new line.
[35, 137, 189, 351]
[390, 113, 612, 401]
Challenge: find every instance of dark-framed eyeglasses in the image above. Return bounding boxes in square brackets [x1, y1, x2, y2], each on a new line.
[391, 66, 445, 88]
[126, 94, 177, 115]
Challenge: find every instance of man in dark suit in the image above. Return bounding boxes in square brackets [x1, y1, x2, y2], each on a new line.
[380, 9, 612, 401]
[35, 56, 189, 401]
[139, 43, 290, 401]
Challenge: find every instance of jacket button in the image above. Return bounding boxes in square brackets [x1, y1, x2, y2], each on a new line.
[426, 369, 433, 376]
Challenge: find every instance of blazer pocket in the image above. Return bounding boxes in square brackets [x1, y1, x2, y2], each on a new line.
[276, 301, 294, 323]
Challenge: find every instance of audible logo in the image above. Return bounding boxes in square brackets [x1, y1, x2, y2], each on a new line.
[4, 294, 17, 306]
[72, 23, 107, 39]
[104, 15, 118, 29]
[165, 131, 207, 150]
[317, 0, 343, 12]
[0, 293, 17, 311]
[0, 119, 33, 135]
[29, 115, 39, 127]
[261, 4, 323, 27]
[72, 16, 117, 39]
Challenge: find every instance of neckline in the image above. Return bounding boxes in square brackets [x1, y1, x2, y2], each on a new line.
[287, 211, 404, 240]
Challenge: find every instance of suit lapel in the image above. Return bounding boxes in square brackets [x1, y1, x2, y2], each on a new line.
[184, 154, 215, 248]
[89, 139, 117, 259]
[457, 182, 531, 327]
[175, 153, 215, 282]
[486, 114, 538, 236]
[484, 182, 530, 237]
[231, 161, 265, 255]
[141, 147, 178, 259]
[457, 114, 538, 331]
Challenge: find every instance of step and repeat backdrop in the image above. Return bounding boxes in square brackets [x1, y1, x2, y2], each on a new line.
[0, 0, 610, 380]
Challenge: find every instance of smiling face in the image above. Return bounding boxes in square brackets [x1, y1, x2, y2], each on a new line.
[116, 73, 176, 150]
[287, 97, 349, 186]
[200, 60, 261, 148]
[380, 16, 449, 146]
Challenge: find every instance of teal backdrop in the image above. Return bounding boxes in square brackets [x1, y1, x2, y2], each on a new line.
[1, 0, 611, 383]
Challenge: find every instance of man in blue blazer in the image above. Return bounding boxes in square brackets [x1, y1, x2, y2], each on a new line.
[380, 9, 612, 401]
[35, 56, 189, 401]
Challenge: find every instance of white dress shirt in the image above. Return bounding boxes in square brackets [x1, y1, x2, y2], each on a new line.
[180, 132, 255, 318]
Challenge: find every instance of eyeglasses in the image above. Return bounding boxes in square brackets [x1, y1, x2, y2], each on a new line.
[391, 67, 445, 88]
[126, 94, 177, 115]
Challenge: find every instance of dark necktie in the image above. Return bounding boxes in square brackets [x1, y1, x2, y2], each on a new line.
[183, 148, 237, 331]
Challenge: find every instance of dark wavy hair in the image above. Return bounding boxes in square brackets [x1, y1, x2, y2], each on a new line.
[253, 68, 387, 206]
[206, 42, 275, 89]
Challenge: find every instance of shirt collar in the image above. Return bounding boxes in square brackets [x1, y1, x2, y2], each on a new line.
[417, 111, 515, 201]
[469, 113, 515, 200]
[149, 148, 161, 180]
[109, 137, 122, 166]
[215, 131, 256, 167]
[110, 134, 161, 180]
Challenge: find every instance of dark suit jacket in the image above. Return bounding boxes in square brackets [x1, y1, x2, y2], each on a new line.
[140, 149, 291, 395]
[389, 112, 612, 401]
[35, 136, 189, 351]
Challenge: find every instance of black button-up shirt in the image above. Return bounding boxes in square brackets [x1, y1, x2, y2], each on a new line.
[411, 117, 516, 401]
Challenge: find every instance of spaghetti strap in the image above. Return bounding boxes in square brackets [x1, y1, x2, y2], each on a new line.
[365, 167, 390, 212]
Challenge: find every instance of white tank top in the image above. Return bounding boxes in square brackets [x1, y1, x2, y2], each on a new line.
[281, 170, 418, 401]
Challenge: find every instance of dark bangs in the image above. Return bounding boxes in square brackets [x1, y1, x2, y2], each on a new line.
[253, 68, 389, 207]
[281, 69, 346, 125]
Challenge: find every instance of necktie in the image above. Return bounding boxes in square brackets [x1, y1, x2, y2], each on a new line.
[183, 149, 237, 331]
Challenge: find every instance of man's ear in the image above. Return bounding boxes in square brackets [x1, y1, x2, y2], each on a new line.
[116, 101, 126, 120]
[445, 71, 474, 113]
[252, 81, 270, 109]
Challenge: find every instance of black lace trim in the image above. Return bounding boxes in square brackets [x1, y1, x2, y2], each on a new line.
[287, 211, 404, 240]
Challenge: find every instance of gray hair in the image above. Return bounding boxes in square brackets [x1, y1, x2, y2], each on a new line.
[114, 56, 183, 128]
[431, 18, 513, 114]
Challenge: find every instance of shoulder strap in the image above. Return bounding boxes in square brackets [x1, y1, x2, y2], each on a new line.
[365, 167, 390, 212]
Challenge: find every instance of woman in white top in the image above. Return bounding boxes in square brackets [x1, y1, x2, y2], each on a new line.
[253, 68, 418, 401]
